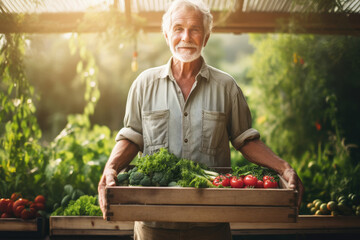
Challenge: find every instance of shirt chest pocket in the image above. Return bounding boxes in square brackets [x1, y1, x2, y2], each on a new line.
[142, 109, 169, 154]
[201, 110, 226, 156]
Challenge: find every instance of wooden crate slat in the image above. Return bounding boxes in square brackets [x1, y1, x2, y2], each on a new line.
[50, 216, 133, 230]
[0, 218, 38, 231]
[231, 215, 360, 230]
[106, 186, 296, 206]
[51, 229, 134, 236]
[107, 205, 297, 223]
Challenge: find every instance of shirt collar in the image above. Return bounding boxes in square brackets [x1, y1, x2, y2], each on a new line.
[159, 56, 210, 81]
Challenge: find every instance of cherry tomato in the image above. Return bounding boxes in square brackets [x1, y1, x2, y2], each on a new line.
[263, 175, 275, 182]
[230, 176, 244, 188]
[225, 173, 233, 178]
[243, 175, 258, 187]
[256, 180, 264, 188]
[264, 179, 279, 188]
[213, 175, 230, 187]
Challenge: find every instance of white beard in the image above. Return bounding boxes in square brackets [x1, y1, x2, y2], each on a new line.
[170, 42, 203, 63]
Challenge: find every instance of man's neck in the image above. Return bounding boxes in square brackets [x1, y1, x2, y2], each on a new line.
[171, 57, 202, 80]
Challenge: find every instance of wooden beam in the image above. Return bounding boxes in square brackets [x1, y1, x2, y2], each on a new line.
[1, 11, 360, 35]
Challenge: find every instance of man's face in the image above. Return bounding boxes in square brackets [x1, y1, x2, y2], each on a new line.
[165, 6, 209, 63]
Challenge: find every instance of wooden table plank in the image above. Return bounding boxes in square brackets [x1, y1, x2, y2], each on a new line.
[48, 216, 360, 236]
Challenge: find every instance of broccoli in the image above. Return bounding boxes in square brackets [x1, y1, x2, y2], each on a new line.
[117, 172, 130, 186]
[139, 175, 152, 186]
[152, 171, 174, 186]
[129, 171, 145, 185]
[114, 148, 220, 188]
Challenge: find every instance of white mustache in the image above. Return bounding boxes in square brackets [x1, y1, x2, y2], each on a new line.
[176, 43, 198, 49]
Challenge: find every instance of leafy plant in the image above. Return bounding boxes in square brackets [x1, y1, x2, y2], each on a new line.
[0, 34, 48, 198]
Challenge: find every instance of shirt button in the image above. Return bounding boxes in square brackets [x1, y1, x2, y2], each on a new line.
[184, 112, 188, 117]
[184, 138, 188, 143]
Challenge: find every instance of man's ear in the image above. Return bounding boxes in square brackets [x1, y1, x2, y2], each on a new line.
[203, 34, 210, 47]
[164, 32, 170, 46]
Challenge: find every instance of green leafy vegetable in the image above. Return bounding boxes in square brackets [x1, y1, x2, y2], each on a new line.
[51, 195, 101, 216]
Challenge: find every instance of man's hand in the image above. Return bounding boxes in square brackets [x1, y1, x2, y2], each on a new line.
[98, 169, 117, 219]
[281, 168, 304, 209]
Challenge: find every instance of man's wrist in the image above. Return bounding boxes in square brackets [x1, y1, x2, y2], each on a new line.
[279, 162, 293, 176]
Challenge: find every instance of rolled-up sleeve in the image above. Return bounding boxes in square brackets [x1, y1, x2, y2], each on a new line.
[115, 78, 144, 151]
[230, 85, 260, 150]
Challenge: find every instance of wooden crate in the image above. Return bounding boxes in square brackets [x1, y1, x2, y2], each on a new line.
[49, 216, 133, 236]
[0, 217, 45, 237]
[105, 175, 297, 223]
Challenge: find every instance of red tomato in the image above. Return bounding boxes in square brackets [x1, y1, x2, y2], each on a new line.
[1, 212, 13, 218]
[20, 207, 36, 220]
[213, 175, 230, 187]
[14, 205, 25, 218]
[6, 200, 14, 214]
[256, 180, 264, 188]
[264, 179, 279, 188]
[230, 176, 244, 188]
[263, 175, 275, 182]
[243, 175, 258, 187]
[34, 195, 46, 204]
[31, 202, 45, 211]
[10, 192, 22, 202]
[12, 198, 29, 216]
[0, 198, 10, 213]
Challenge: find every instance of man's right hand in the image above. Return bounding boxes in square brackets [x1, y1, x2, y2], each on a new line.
[98, 168, 117, 219]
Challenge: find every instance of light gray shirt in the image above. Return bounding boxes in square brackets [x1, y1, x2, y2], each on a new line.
[116, 57, 260, 167]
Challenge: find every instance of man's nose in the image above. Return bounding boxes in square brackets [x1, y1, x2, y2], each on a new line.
[181, 29, 190, 42]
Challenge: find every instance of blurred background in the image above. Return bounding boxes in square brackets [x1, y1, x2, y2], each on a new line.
[1, 0, 360, 216]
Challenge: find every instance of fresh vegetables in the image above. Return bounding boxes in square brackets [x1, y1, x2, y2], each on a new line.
[116, 148, 280, 189]
[0, 193, 46, 219]
[52, 184, 85, 211]
[51, 195, 101, 216]
[307, 193, 360, 216]
[213, 175, 231, 187]
[116, 148, 219, 188]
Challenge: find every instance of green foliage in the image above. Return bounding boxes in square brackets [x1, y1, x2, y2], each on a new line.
[51, 195, 101, 216]
[232, 163, 279, 181]
[248, 33, 360, 211]
[248, 34, 360, 159]
[0, 34, 48, 198]
[45, 114, 115, 207]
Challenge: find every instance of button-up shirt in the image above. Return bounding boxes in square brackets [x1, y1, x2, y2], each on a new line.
[116, 57, 259, 167]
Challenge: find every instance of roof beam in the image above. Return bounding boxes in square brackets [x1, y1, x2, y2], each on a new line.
[0, 11, 360, 35]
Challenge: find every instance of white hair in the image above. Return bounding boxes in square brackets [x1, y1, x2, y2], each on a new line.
[162, 0, 213, 36]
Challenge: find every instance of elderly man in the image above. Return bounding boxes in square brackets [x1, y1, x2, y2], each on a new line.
[98, 0, 304, 239]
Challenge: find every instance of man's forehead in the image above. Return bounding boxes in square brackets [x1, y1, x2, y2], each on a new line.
[170, 7, 203, 27]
